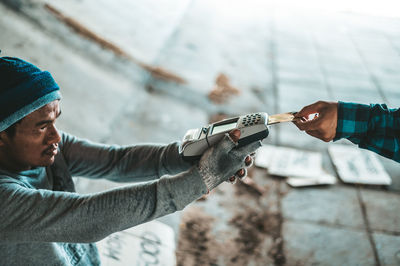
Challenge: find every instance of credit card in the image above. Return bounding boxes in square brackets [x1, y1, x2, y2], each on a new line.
[267, 112, 298, 125]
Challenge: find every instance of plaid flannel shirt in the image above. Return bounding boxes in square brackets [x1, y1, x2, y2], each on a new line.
[334, 101, 400, 162]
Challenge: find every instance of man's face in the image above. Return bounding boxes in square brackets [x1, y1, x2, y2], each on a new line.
[0, 100, 61, 171]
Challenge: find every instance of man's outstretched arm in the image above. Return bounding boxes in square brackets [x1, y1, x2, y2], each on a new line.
[294, 101, 400, 162]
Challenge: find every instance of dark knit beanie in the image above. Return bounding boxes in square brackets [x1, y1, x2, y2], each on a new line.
[0, 57, 61, 131]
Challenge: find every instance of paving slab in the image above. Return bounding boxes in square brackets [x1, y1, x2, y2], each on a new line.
[380, 73, 400, 85]
[332, 93, 385, 106]
[282, 185, 365, 229]
[275, 43, 316, 56]
[374, 232, 400, 266]
[376, 76, 400, 99]
[322, 56, 368, 76]
[148, 0, 275, 113]
[363, 54, 400, 74]
[105, 91, 209, 145]
[276, 53, 321, 75]
[278, 81, 330, 111]
[360, 188, 400, 234]
[328, 74, 377, 90]
[384, 92, 400, 110]
[283, 220, 376, 266]
[314, 36, 356, 55]
[274, 23, 313, 48]
[44, 0, 192, 64]
[277, 71, 326, 91]
[0, 2, 146, 142]
[330, 81, 384, 104]
[352, 36, 398, 55]
[175, 168, 283, 266]
[392, 40, 400, 52]
[323, 63, 370, 82]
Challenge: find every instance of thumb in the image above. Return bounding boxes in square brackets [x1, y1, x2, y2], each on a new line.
[215, 129, 240, 153]
[295, 102, 322, 120]
[229, 129, 241, 142]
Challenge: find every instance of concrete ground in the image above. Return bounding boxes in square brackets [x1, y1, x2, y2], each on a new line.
[0, 0, 399, 265]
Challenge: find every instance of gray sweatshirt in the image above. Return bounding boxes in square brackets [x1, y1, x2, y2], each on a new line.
[0, 132, 208, 265]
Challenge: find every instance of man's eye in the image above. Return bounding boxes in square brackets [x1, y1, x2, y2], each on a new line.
[40, 125, 47, 130]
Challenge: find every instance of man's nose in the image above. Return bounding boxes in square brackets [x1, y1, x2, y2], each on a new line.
[46, 124, 61, 145]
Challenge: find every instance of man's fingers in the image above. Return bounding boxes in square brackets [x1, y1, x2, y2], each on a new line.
[294, 116, 322, 131]
[218, 130, 241, 152]
[239, 168, 248, 180]
[228, 167, 249, 184]
[294, 101, 321, 119]
[229, 175, 237, 184]
[294, 102, 323, 132]
[245, 155, 253, 167]
[237, 168, 245, 177]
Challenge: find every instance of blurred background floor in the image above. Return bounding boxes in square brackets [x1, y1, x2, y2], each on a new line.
[1, 0, 399, 265]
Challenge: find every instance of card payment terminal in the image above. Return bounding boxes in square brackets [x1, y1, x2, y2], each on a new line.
[179, 112, 268, 160]
[179, 112, 297, 160]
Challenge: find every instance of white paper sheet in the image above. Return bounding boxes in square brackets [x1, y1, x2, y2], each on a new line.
[254, 144, 274, 169]
[256, 145, 323, 177]
[328, 144, 391, 185]
[97, 220, 176, 266]
[255, 145, 336, 187]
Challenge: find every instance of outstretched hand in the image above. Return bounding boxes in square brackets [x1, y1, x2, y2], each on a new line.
[197, 128, 260, 191]
[293, 101, 338, 142]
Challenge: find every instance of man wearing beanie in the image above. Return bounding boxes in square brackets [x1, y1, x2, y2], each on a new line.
[0, 57, 261, 265]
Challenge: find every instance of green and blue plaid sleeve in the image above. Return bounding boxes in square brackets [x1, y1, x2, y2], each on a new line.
[334, 101, 400, 162]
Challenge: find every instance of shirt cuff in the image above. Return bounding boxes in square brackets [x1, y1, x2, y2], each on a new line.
[163, 142, 195, 174]
[333, 101, 371, 141]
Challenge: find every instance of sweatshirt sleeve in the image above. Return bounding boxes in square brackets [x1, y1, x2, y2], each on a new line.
[0, 167, 207, 243]
[334, 102, 400, 162]
[59, 132, 194, 182]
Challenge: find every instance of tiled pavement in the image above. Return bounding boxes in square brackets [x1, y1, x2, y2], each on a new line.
[0, 0, 399, 265]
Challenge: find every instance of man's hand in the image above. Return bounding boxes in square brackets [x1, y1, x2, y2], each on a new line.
[293, 101, 338, 142]
[197, 129, 261, 191]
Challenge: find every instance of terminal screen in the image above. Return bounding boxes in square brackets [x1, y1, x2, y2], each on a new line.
[211, 122, 237, 135]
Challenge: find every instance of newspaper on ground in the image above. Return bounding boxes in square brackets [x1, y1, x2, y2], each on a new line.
[328, 144, 391, 185]
[255, 145, 336, 187]
[97, 220, 176, 266]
